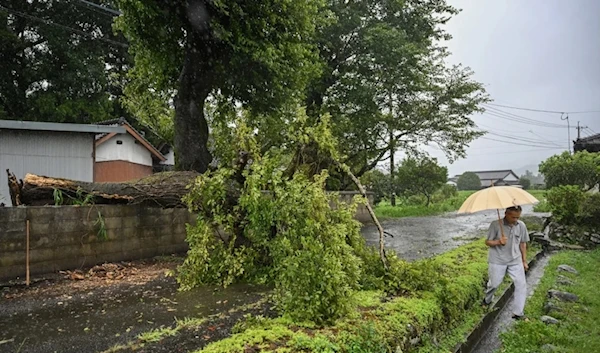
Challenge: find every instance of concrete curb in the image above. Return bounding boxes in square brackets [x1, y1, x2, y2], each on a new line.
[452, 251, 546, 353]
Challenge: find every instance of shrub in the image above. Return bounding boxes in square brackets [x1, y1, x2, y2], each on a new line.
[546, 186, 585, 225]
[578, 193, 600, 227]
[539, 151, 600, 190]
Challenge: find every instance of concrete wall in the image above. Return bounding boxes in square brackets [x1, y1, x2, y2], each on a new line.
[0, 205, 195, 281]
[0, 192, 374, 281]
[0, 130, 94, 206]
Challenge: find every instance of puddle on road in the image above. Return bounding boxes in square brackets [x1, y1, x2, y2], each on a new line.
[361, 205, 548, 261]
[0, 278, 267, 353]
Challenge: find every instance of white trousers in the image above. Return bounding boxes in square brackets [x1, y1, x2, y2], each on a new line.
[485, 262, 527, 316]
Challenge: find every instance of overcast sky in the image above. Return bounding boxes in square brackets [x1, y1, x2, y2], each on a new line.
[422, 0, 600, 177]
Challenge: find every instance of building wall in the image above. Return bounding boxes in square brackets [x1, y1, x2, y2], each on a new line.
[96, 133, 153, 167]
[504, 173, 519, 182]
[0, 130, 94, 206]
[160, 148, 175, 166]
[94, 160, 153, 182]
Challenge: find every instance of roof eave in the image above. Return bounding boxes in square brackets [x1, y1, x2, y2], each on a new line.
[0, 120, 125, 134]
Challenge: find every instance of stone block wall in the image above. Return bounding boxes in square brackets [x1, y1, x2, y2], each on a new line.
[0, 205, 195, 281]
[0, 192, 373, 281]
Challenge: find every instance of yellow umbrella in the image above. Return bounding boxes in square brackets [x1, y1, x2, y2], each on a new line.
[457, 186, 539, 243]
[457, 186, 539, 214]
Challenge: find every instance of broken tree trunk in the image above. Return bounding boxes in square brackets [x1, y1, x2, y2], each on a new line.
[6, 170, 199, 207]
[331, 161, 389, 271]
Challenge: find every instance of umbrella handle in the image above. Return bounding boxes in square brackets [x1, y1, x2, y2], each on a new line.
[497, 209, 507, 246]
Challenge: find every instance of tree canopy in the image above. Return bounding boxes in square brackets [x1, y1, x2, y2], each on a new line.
[304, 0, 488, 187]
[395, 155, 448, 206]
[0, 0, 128, 123]
[457, 172, 481, 191]
[539, 151, 600, 191]
[115, 0, 325, 172]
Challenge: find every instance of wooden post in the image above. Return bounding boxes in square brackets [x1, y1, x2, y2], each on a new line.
[26, 219, 30, 286]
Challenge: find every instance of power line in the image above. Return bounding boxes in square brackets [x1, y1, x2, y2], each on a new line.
[480, 130, 562, 147]
[487, 102, 600, 115]
[483, 105, 570, 128]
[468, 147, 563, 156]
[479, 136, 566, 149]
[74, 0, 121, 16]
[70, 0, 116, 18]
[0, 4, 128, 48]
[529, 130, 564, 147]
[482, 111, 570, 129]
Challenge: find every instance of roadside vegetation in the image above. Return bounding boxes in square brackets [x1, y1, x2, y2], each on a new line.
[499, 249, 600, 353]
[110, 240, 494, 352]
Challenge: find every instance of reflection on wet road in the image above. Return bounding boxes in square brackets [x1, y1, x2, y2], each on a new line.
[361, 205, 545, 261]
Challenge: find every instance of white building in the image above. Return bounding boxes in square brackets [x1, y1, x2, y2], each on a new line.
[0, 120, 124, 206]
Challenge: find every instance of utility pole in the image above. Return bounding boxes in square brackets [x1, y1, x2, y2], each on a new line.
[561, 113, 571, 154]
[576, 121, 588, 140]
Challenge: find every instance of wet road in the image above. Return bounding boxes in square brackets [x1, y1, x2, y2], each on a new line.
[0, 277, 266, 353]
[361, 205, 546, 261]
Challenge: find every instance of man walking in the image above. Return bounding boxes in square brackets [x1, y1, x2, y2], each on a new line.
[483, 205, 530, 320]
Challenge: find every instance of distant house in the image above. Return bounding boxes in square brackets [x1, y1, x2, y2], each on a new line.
[574, 133, 600, 153]
[0, 120, 124, 206]
[94, 118, 168, 182]
[468, 170, 521, 188]
[155, 143, 176, 172]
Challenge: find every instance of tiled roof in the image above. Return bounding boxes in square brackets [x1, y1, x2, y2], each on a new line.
[468, 170, 515, 181]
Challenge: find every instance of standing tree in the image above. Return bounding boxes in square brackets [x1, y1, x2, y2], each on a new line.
[116, 0, 324, 172]
[519, 177, 531, 190]
[395, 155, 448, 206]
[539, 151, 600, 191]
[457, 172, 481, 191]
[0, 0, 128, 123]
[304, 0, 488, 193]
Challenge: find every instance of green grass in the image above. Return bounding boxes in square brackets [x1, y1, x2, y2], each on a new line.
[188, 240, 493, 352]
[375, 189, 548, 220]
[374, 190, 475, 219]
[498, 249, 600, 353]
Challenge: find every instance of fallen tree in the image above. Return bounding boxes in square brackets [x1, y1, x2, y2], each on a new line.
[5, 169, 199, 207]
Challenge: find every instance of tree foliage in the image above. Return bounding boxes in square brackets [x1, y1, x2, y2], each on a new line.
[0, 0, 127, 123]
[457, 172, 481, 191]
[177, 112, 387, 324]
[395, 155, 448, 206]
[519, 177, 531, 190]
[539, 151, 600, 191]
[360, 169, 392, 205]
[305, 0, 489, 186]
[115, 0, 325, 172]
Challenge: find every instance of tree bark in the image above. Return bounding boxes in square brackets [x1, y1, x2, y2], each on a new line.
[6, 170, 199, 207]
[331, 161, 388, 270]
[389, 130, 396, 206]
[174, 40, 213, 173]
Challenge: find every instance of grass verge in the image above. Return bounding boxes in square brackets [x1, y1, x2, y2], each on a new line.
[375, 189, 547, 219]
[498, 249, 600, 353]
[375, 191, 475, 219]
[190, 240, 493, 352]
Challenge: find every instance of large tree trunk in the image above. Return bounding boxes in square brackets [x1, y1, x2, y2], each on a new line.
[174, 40, 213, 173]
[6, 170, 199, 207]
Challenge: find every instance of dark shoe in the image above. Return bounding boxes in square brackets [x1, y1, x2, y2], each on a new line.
[512, 314, 529, 322]
[482, 299, 491, 307]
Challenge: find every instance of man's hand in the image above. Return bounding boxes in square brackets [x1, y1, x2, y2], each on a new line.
[523, 261, 529, 271]
[499, 235, 507, 246]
